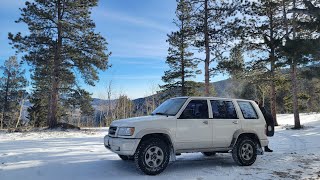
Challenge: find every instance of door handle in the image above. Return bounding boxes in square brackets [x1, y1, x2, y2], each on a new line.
[203, 120, 208, 125]
[233, 120, 239, 124]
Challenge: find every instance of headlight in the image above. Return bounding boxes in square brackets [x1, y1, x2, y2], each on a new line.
[117, 127, 135, 136]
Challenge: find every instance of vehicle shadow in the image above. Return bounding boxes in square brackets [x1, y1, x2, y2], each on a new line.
[0, 151, 238, 180]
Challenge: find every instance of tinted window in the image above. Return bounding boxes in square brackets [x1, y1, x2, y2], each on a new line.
[211, 100, 238, 119]
[237, 101, 258, 119]
[180, 100, 209, 119]
[152, 98, 187, 116]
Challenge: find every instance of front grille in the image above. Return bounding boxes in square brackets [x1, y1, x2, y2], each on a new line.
[108, 126, 117, 136]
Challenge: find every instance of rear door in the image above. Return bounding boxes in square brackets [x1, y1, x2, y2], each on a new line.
[237, 101, 266, 139]
[210, 99, 242, 148]
[176, 99, 213, 150]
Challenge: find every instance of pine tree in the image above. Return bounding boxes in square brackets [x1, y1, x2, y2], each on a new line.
[9, 0, 111, 128]
[0, 56, 27, 129]
[28, 94, 49, 127]
[27, 53, 53, 127]
[229, 45, 245, 79]
[191, 0, 236, 96]
[281, 0, 320, 129]
[67, 88, 94, 127]
[239, 0, 286, 126]
[114, 95, 134, 120]
[161, 0, 199, 97]
[217, 44, 245, 79]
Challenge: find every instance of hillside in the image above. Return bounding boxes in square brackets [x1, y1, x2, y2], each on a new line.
[19, 78, 251, 124]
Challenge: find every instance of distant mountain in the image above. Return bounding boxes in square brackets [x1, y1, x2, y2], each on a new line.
[20, 78, 242, 123]
[21, 78, 236, 114]
[91, 98, 114, 106]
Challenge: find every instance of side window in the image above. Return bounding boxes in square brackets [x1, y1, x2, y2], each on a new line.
[180, 100, 209, 119]
[225, 101, 238, 119]
[211, 100, 238, 119]
[237, 101, 258, 119]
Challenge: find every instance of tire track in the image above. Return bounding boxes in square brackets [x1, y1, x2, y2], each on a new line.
[275, 131, 307, 153]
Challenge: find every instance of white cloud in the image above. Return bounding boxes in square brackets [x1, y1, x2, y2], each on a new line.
[107, 75, 160, 80]
[110, 58, 166, 67]
[109, 39, 169, 59]
[97, 9, 172, 33]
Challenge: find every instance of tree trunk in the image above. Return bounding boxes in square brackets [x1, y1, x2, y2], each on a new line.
[181, 17, 186, 96]
[270, 81, 278, 126]
[181, 46, 185, 96]
[204, 0, 210, 96]
[1, 108, 4, 129]
[152, 96, 155, 111]
[0, 114, 3, 130]
[86, 116, 88, 127]
[78, 115, 81, 127]
[123, 98, 126, 118]
[48, 0, 62, 128]
[1, 106, 5, 129]
[2, 71, 11, 129]
[269, 9, 278, 126]
[16, 97, 25, 128]
[99, 110, 103, 127]
[48, 80, 59, 128]
[270, 50, 278, 126]
[291, 62, 301, 128]
[291, 0, 301, 129]
[107, 81, 112, 126]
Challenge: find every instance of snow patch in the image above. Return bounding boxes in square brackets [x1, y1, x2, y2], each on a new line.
[1, 114, 320, 179]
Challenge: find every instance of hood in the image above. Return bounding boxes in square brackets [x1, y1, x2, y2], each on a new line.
[110, 115, 169, 127]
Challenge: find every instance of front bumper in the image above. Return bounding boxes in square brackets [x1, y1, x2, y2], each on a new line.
[104, 135, 141, 156]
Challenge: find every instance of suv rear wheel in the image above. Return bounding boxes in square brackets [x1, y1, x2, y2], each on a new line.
[232, 137, 257, 166]
[134, 137, 170, 175]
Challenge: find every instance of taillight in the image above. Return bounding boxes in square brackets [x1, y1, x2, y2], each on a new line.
[265, 124, 267, 135]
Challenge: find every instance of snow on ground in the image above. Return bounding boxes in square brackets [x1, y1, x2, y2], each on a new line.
[1, 113, 320, 180]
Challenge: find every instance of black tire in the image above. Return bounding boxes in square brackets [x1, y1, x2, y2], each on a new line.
[232, 137, 257, 166]
[118, 155, 134, 161]
[134, 138, 170, 175]
[202, 152, 216, 156]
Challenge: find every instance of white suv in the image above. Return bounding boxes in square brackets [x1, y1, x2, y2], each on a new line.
[104, 97, 269, 175]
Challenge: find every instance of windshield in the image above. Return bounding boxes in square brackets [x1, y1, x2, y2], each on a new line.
[151, 98, 187, 116]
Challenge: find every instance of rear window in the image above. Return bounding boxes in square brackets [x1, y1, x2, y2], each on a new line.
[237, 101, 258, 119]
[210, 100, 238, 119]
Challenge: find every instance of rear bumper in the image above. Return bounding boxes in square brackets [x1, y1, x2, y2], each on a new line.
[104, 135, 140, 156]
[260, 139, 269, 147]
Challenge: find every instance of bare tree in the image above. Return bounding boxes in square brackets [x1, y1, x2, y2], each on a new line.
[104, 80, 114, 126]
[16, 93, 28, 128]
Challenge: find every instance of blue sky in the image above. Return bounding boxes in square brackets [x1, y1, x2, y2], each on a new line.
[0, 0, 228, 99]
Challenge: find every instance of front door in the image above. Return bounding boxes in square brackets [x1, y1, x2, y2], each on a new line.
[176, 99, 213, 150]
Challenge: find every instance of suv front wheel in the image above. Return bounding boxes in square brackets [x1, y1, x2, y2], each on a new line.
[232, 137, 257, 166]
[134, 138, 170, 175]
